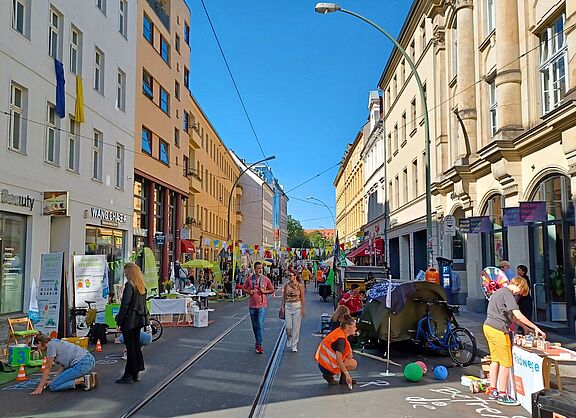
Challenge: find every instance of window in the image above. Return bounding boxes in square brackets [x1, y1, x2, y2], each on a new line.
[388, 181, 393, 210]
[411, 98, 417, 132]
[160, 36, 170, 64]
[142, 71, 154, 99]
[409, 40, 415, 63]
[184, 22, 190, 45]
[160, 86, 169, 114]
[159, 140, 169, 165]
[540, 14, 568, 114]
[141, 127, 152, 154]
[387, 132, 392, 159]
[45, 104, 59, 164]
[70, 27, 82, 75]
[115, 143, 124, 189]
[9, 83, 26, 153]
[400, 60, 405, 85]
[393, 75, 397, 98]
[48, 8, 61, 59]
[94, 48, 104, 94]
[175, 80, 180, 100]
[420, 20, 426, 53]
[68, 118, 79, 172]
[393, 123, 398, 153]
[401, 112, 407, 146]
[174, 128, 180, 147]
[183, 111, 189, 131]
[489, 81, 497, 136]
[184, 66, 190, 89]
[403, 168, 408, 204]
[386, 87, 391, 111]
[96, 0, 106, 14]
[143, 14, 153, 44]
[452, 24, 458, 78]
[92, 130, 103, 181]
[183, 155, 189, 177]
[175, 34, 181, 53]
[486, 0, 495, 34]
[116, 68, 126, 111]
[412, 159, 418, 197]
[12, 0, 29, 37]
[395, 176, 400, 207]
[119, 0, 127, 37]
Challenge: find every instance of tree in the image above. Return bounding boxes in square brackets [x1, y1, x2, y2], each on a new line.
[287, 215, 307, 248]
[308, 230, 329, 249]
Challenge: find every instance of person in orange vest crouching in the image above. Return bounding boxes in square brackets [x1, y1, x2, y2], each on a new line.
[315, 314, 358, 386]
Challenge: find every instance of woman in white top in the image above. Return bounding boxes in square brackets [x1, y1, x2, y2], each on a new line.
[281, 271, 306, 352]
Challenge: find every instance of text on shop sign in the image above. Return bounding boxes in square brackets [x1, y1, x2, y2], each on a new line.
[1, 189, 34, 211]
[513, 352, 540, 372]
[89, 207, 126, 223]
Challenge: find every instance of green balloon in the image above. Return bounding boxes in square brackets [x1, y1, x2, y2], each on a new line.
[404, 362, 423, 382]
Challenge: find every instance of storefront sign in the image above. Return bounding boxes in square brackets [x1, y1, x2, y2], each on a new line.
[73, 255, 108, 336]
[133, 228, 148, 237]
[36, 252, 64, 335]
[42, 191, 68, 216]
[86, 207, 127, 223]
[0, 189, 34, 211]
[503, 207, 523, 227]
[101, 219, 119, 228]
[460, 217, 491, 234]
[512, 346, 545, 412]
[519, 201, 546, 223]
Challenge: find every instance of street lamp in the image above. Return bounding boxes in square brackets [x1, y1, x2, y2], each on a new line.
[306, 196, 336, 229]
[315, 3, 434, 266]
[227, 155, 275, 300]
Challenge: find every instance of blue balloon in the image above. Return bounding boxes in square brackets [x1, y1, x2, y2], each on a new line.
[433, 365, 448, 380]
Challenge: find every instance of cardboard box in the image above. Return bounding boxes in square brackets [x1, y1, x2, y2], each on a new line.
[62, 337, 89, 350]
[193, 310, 208, 327]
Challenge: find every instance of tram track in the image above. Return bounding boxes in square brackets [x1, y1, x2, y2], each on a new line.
[119, 312, 286, 418]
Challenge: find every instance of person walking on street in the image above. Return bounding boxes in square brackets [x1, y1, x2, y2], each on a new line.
[281, 271, 306, 352]
[174, 260, 187, 291]
[316, 314, 358, 386]
[115, 262, 148, 383]
[31, 334, 97, 394]
[242, 261, 275, 354]
[301, 266, 311, 290]
[483, 276, 545, 406]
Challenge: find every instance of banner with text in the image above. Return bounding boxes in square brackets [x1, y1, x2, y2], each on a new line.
[36, 252, 64, 335]
[512, 346, 545, 412]
[73, 255, 107, 335]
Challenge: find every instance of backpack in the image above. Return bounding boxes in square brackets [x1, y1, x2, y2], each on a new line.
[88, 323, 109, 344]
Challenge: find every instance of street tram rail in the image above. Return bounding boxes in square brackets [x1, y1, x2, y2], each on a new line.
[119, 313, 286, 418]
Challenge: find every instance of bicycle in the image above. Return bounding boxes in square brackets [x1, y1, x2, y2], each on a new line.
[146, 288, 163, 342]
[69, 300, 99, 336]
[410, 297, 477, 367]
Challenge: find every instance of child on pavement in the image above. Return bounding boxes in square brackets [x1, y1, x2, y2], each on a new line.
[483, 276, 545, 406]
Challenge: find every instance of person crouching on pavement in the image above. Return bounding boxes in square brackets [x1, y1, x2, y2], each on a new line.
[31, 334, 97, 395]
[483, 276, 545, 406]
[316, 314, 358, 386]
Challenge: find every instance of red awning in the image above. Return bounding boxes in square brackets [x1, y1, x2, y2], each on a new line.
[180, 239, 195, 253]
[348, 237, 383, 258]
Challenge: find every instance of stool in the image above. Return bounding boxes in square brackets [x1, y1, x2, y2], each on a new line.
[320, 313, 331, 334]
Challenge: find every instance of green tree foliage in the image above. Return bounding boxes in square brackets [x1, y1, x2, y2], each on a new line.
[287, 215, 307, 248]
[308, 230, 330, 249]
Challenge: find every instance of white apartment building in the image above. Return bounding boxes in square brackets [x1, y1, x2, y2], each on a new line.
[230, 152, 275, 247]
[0, 0, 136, 315]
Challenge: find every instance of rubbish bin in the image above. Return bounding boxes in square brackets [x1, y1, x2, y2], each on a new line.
[532, 389, 576, 418]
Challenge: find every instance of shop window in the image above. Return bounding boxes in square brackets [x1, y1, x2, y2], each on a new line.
[0, 212, 26, 314]
[85, 226, 125, 295]
[480, 194, 507, 267]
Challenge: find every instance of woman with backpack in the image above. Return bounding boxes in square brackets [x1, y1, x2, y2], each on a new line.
[115, 262, 148, 384]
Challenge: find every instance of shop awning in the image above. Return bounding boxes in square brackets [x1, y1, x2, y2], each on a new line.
[348, 237, 383, 258]
[180, 239, 195, 253]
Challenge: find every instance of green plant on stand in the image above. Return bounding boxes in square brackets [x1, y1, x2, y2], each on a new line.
[550, 266, 565, 302]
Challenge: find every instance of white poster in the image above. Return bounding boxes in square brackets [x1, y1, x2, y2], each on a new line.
[36, 252, 64, 336]
[512, 346, 545, 412]
[73, 255, 107, 335]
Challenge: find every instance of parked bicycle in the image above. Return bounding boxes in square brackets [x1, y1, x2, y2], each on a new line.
[410, 297, 477, 367]
[146, 288, 163, 342]
[69, 300, 99, 336]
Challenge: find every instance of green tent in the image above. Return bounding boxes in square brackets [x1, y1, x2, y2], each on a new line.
[357, 281, 450, 343]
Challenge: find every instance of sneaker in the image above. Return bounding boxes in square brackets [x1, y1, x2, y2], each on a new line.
[90, 372, 99, 389]
[497, 395, 520, 406]
[488, 390, 499, 401]
[122, 351, 127, 361]
[322, 374, 338, 385]
[255, 344, 264, 354]
[83, 374, 92, 391]
[292, 347, 298, 352]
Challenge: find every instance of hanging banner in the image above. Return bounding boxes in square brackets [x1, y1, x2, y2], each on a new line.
[73, 255, 107, 335]
[459, 216, 491, 234]
[503, 207, 523, 227]
[143, 247, 158, 293]
[512, 346, 545, 412]
[36, 252, 64, 336]
[519, 201, 546, 223]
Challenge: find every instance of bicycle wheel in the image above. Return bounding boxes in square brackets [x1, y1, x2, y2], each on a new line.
[448, 327, 477, 367]
[149, 318, 163, 341]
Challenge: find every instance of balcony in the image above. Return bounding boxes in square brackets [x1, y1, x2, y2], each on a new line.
[146, 0, 170, 30]
[235, 184, 243, 198]
[189, 127, 201, 149]
[188, 171, 202, 193]
[235, 210, 243, 223]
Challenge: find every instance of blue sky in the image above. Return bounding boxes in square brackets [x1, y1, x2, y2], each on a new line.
[186, 0, 411, 229]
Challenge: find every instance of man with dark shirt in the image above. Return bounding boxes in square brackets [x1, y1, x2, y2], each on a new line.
[483, 277, 545, 406]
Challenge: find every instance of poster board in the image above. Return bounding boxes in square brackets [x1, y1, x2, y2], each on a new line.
[36, 252, 64, 335]
[512, 346, 545, 412]
[73, 255, 107, 335]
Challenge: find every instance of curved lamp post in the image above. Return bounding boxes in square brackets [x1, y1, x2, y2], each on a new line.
[315, 3, 433, 266]
[227, 155, 275, 300]
[306, 196, 336, 229]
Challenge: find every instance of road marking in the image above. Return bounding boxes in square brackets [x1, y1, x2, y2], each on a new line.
[96, 359, 118, 365]
[359, 379, 390, 388]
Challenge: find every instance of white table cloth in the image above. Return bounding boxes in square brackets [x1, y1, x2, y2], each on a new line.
[150, 298, 187, 315]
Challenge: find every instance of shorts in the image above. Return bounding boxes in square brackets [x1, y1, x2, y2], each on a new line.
[483, 324, 512, 368]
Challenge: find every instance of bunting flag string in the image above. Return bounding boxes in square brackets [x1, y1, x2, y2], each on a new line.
[197, 236, 334, 258]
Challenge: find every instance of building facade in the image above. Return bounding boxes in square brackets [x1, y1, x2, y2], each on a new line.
[427, 0, 576, 334]
[334, 128, 365, 249]
[253, 165, 289, 247]
[1, 0, 136, 313]
[133, 0, 191, 280]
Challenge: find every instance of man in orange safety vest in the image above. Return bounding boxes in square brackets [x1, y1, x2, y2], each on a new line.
[315, 314, 358, 386]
